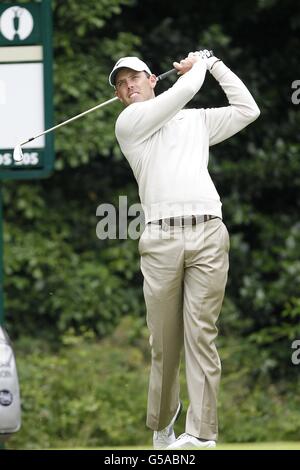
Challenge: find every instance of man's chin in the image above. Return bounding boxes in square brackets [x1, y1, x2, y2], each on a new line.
[129, 94, 144, 104]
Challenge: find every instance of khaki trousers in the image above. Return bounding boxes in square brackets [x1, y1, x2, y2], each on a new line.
[139, 217, 229, 441]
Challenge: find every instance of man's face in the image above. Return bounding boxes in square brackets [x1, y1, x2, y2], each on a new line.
[115, 68, 157, 107]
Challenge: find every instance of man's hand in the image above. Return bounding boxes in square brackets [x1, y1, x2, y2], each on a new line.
[173, 51, 205, 75]
[173, 50, 216, 75]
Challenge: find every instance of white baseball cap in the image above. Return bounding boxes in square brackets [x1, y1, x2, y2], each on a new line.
[109, 56, 152, 87]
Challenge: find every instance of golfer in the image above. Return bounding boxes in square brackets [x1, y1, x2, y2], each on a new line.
[109, 51, 260, 449]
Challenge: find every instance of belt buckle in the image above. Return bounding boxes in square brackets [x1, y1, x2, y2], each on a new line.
[160, 219, 169, 231]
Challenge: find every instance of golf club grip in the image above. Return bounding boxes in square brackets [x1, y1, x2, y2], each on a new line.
[157, 68, 177, 82]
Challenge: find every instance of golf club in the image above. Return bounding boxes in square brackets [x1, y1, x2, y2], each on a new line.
[13, 50, 213, 162]
[13, 68, 177, 163]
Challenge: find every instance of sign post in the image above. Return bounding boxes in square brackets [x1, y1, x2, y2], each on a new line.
[0, 0, 53, 324]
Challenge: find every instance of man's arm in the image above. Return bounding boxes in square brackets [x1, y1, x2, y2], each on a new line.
[204, 59, 260, 146]
[116, 56, 207, 147]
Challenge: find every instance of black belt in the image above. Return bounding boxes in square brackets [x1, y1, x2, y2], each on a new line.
[150, 215, 219, 227]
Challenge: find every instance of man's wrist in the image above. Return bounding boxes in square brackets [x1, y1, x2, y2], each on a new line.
[207, 57, 221, 71]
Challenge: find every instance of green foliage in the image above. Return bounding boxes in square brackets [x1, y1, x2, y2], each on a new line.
[51, 0, 139, 168]
[5, 317, 300, 449]
[218, 333, 300, 442]
[3, 178, 143, 338]
[6, 318, 150, 449]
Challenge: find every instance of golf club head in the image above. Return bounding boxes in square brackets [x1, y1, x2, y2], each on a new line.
[13, 145, 24, 162]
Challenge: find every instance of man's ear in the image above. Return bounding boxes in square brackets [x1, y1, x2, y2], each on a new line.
[149, 74, 157, 89]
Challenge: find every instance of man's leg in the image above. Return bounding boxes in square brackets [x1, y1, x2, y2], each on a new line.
[183, 218, 229, 441]
[139, 224, 185, 430]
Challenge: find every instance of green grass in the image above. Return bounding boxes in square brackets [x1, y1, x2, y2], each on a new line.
[61, 442, 300, 450]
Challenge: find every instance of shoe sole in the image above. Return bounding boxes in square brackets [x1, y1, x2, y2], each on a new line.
[167, 440, 216, 450]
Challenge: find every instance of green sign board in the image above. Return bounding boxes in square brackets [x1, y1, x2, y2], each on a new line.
[0, 0, 54, 180]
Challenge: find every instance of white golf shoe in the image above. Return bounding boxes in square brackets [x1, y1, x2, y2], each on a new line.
[166, 433, 216, 450]
[153, 402, 182, 449]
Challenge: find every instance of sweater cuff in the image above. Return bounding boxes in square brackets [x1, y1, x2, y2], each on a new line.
[209, 60, 229, 80]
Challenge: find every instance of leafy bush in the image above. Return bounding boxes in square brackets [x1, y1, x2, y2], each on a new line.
[218, 333, 300, 442]
[6, 317, 150, 449]
[5, 317, 300, 449]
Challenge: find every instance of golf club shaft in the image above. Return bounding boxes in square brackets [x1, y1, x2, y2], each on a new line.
[19, 68, 178, 147]
[20, 96, 119, 146]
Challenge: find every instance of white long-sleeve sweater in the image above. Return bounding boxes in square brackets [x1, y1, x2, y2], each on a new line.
[115, 59, 260, 223]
